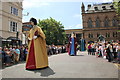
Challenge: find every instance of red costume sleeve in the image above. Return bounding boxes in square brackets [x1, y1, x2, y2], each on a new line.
[34, 30, 38, 36]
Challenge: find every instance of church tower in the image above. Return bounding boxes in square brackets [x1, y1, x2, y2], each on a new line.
[81, 2, 85, 13]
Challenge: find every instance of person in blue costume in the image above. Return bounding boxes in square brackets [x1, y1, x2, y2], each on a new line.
[68, 32, 77, 56]
[80, 38, 86, 51]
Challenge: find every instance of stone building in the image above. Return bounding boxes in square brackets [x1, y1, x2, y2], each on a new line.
[65, 29, 83, 43]
[81, 2, 120, 43]
[0, 1, 23, 46]
[22, 22, 32, 45]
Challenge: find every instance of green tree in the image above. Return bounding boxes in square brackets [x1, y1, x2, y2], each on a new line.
[113, 0, 120, 33]
[37, 17, 67, 45]
[113, 1, 120, 16]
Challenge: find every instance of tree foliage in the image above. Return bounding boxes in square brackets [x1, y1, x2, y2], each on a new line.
[37, 17, 66, 45]
[113, 1, 120, 16]
[113, 0, 120, 31]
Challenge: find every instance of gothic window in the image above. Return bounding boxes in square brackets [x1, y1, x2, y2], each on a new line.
[113, 32, 117, 37]
[91, 34, 93, 38]
[88, 18, 93, 28]
[112, 18, 117, 27]
[104, 17, 109, 27]
[106, 33, 110, 38]
[88, 34, 91, 38]
[96, 18, 100, 27]
[88, 33, 93, 38]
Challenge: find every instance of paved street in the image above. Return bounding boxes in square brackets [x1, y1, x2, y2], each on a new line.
[2, 51, 118, 78]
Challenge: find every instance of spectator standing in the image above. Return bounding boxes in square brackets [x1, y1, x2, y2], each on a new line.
[106, 42, 113, 62]
[2, 47, 6, 65]
[117, 43, 120, 64]
[19, 46, 24, 61]
[112, 43, 117, 62]
[0, 47, 2, 62]
[87, 44, 92, 55]
[15, 46, 20, 63]
[23, 46, 28, 61]
[4, 48, 12, 66]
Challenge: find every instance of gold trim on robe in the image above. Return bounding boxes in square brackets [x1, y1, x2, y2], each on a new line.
[26, 25, 48, 69]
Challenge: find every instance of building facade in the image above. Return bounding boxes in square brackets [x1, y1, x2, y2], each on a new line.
[81, 2, 120, 43]
[65, 29, 83, 43]
[22, 22, 32, 45]
[0, 1, 23, 46]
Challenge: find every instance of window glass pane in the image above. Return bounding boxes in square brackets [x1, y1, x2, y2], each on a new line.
[112, 19, 117, 27]
[106, 33, 108, 37]
[91, 34, 93, 38]
[113, 32, 114, 37]
[10, 21, 12, 31]
[88, 34, 90, 38]
[96, 18, 100, 27]
[104, 18, 109, 27]
[116, 32, 117, 37]
[16, 9, 18, 16]
[13, 22, 15, 32]
[88, 19, 92, 27]
[16, 23, 17, 31]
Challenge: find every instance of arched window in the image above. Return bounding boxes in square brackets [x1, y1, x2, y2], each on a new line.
[104, 17, 109, 27]
[88, 33, 91, 38]
[112, 18, 117, 27]
[88, 18, 93, 28]
[113, 32, 118, 37]
[106, 33, 110, 38]
[88, 33, 93, 38]
[96, 18, 100, 27]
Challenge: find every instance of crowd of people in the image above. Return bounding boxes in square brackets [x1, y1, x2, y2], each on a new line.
[0, 40, 120, 67]
[0, 45, 28, 67]
[86, 40, 120, 64]
[0, 44, 67, 67]
[47, 45, 67, 55]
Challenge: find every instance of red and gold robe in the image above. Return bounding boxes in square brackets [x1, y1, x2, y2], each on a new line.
[26, 25, 48, 69]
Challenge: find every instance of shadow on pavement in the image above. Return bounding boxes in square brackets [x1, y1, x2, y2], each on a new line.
[28, 67, 55, 77]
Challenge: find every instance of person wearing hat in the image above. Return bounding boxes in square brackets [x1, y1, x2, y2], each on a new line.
[26, 18, 48, 70]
